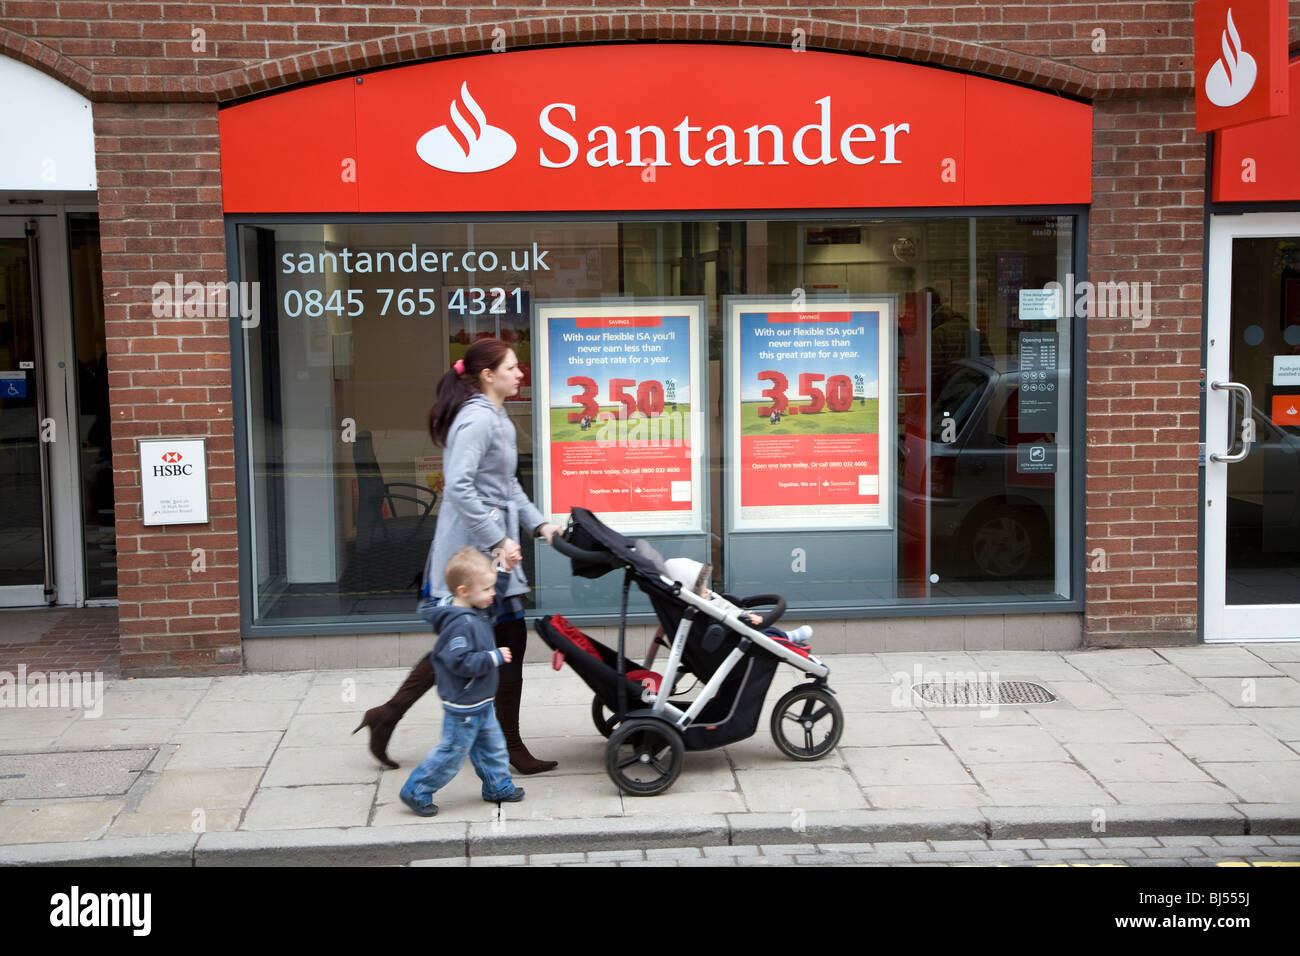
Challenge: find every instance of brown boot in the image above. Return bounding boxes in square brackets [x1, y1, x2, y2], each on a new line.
[495, 679, 557, 774]
[352, 655, 436, 769]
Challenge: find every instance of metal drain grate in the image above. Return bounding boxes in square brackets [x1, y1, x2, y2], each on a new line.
[912, 680, 1057, 706]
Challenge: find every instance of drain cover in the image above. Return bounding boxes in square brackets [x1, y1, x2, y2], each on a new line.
[0, 749, 155, 799]
[912, 680, 1057, 706]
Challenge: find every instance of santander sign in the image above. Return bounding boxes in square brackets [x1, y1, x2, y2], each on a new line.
[220, 45, 1092, 212]
[534, 96, 909, 170]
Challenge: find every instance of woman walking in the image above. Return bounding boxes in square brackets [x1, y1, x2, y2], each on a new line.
[354, 338, 560, 774]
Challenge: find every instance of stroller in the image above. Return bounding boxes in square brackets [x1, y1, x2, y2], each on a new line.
[537, 508, 844, 796]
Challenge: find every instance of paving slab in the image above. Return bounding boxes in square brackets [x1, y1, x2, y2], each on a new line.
[1249, 644, 1300, 662]
[106, 807, 241, 838]
[262, 745, 384, 787]
[937, 725, 1070, 763]
[1163, 725, 1300, 763]
[1031, 710, 1161, 744]
[735, 765, 869, 812]
[1103, 782, 1242, 804]
[1038, 681, 1122, 711]
[1157, 647, 1284, 677]
[1115, 692, 1253, 726]
[1200, 677, 1300, 709]
[55, 717, 181, 748]
[864, 785, 991, 809]
[135, 767, 265, 814]
[1068, 742, 1213, 785]
[836, 712, 943, 748]
[0, 800, 123, 844]
[179, 700, 299, 734]
[96, 687, 205, 720]
[0, 748, 154, 799]
[241, 784, 376, 830]
[969, 762, 1115, 806]
[840, 745, 974, 787]
[162, 732, 283, 770]
[1086, 666, 1203, 694]
[1201, 763, 1300, 803]
[1245, 708, 1300, 742]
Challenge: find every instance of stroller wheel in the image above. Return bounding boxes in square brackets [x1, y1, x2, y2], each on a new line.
[591, 695, 618, 739]
[770, 685, 843, 761]
[605, 718, 684, 796]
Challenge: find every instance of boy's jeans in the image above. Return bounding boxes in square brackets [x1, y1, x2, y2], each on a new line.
[400, 702, 516, 807]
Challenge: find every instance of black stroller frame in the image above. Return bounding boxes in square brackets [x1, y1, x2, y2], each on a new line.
[537, 508, 844, 796]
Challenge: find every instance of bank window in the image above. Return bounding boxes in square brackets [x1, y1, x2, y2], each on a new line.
[236, 214, 1077, 627]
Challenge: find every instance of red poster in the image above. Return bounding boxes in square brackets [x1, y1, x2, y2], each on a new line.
[536, 300, 705, 533]
[728, 300, 893, 530]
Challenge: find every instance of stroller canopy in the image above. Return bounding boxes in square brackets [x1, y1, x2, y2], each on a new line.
[560, 507, 674, 583]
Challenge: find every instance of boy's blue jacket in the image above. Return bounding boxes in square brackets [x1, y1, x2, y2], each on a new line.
[424, 601, 504, 711]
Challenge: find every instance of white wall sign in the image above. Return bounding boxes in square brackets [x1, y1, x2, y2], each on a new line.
[1273, 354, 1300, 385]
[139, 438, 209, 526]
[1018, 288, 1059, 321]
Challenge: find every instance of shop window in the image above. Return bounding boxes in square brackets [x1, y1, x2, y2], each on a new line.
[236, 214, 1077, 627]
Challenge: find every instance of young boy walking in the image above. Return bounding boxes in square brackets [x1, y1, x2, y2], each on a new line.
[399, 547, 525, 816]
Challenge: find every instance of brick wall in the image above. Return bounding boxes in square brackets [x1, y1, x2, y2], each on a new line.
[2, 2, 1297, 673]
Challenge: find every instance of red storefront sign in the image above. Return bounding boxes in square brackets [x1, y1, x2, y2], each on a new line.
[220, 45, 1091, 213]
[1194, 0, 1288, 132]
[1214, 58, 1300, 201]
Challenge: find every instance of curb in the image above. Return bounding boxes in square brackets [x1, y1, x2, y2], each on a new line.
[2, 803, 1297, 865]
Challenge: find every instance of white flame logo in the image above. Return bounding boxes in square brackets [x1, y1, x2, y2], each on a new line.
[1204, 8, 1258, 108]
[1288, 404, 1298, 417]
[416, 83, 516, 173]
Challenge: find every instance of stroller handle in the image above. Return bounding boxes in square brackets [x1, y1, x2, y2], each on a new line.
[729, 593, 786, 629]
[550, 532, 620, 569]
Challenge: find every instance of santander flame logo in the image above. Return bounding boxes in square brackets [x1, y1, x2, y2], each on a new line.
[416, 82, 516, 173]
[1204, 8, 1258, 108]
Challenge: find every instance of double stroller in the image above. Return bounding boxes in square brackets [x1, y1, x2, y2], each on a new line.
[537, 508, 844, 796]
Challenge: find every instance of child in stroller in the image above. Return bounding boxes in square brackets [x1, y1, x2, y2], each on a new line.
[662, 557, 813, 648]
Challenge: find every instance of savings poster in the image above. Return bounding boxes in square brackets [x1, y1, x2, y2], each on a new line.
[728, 299, 893, 531]
[534, 300, 704, 533]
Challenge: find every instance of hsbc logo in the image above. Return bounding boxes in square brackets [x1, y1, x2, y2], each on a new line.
[153, 451, 192, 477]
[416, 84, 909, 175]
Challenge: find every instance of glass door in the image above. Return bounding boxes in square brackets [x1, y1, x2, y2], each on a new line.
[1205, 213, 1300, 642]
[0, 219, 54, 606]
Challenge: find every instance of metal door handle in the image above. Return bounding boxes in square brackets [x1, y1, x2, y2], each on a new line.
[1210, 380, 1253, 463]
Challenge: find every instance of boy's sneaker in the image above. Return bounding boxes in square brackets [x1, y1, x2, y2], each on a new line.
[486, 786, 526, 803]
[787, 625, 814, 647]
[399, 788, 438, 817]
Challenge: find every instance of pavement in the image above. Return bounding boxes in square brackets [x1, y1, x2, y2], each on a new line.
[1, 642, 1299, 866]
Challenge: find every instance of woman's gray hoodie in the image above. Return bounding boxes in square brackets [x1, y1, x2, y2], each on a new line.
[419, 393, 546, 605]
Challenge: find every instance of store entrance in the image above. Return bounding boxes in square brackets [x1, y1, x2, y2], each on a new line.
[0, 218, 53, 605]
[1204, 212, 1300, 642]
[0, 212, 114, 609]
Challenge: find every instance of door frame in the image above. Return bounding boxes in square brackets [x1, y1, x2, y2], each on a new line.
[1204, 210, 1300, 642]
[0, 205, 98, 608]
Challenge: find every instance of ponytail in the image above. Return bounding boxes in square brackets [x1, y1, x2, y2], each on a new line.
[428, 338, 511, 446]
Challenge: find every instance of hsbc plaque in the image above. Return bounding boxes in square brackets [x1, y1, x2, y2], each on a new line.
[139, 438, 210, 526]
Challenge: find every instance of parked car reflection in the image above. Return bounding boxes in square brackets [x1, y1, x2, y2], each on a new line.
[906, 358, 1059, 584]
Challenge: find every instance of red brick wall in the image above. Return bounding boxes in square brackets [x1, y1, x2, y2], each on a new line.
[1, 2, 1297, 672]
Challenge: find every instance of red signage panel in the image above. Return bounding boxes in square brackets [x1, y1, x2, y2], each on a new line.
[220, 45, 1091, 213]
[1214, 58, 1300, 202]
[1194, 0, 1288, 132]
